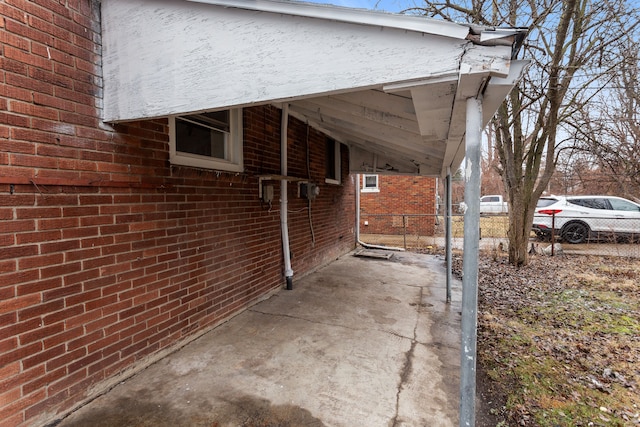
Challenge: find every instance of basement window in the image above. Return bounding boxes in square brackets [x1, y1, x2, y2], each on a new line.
[325, 137, 341, 185]
[361, 174, 379, 192]
[169, 109, 243, 172]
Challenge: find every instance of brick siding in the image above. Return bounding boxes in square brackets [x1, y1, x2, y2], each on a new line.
[0, 2, 355, 425]
[359, 175, 437, 235]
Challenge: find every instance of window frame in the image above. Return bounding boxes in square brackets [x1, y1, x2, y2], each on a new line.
[169, 109, 243, 172]
[361, 174, 379, 192]
[325, 138, 341, 185]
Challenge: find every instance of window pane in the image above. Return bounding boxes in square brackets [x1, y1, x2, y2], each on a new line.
[364, 175, 377, 188]
[569, 198, 608, 209]
[326, 138, 336, 180]
[609, 199, 640, 212]
[590, 198, 609, 209]
[191, 111, 229, 132]
[568, 199, 586, 207]
[176, 117, 226, 159]
[536, 198, 558, 208]
[210, 130, 226, 159]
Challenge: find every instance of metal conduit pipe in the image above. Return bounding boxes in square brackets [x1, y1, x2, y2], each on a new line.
[280, 104, 293, 290]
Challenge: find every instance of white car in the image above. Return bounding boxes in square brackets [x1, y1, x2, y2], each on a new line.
[479, 195, 508, 214]
[532, 195, 640, 244]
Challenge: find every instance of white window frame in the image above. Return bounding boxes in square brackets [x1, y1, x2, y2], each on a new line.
[361, 174, 379, 192]
[169, 109, 243, 172]
[325, 138, 341, 185]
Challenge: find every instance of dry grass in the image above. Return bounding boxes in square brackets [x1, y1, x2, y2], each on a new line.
[449, 215, 510, 238]
[472, 254, 640, 426]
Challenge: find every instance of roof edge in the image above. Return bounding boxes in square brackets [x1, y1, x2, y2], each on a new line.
[186, 0, 470, 39]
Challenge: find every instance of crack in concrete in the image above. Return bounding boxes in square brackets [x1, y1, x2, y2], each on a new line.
[248, 308, 416, 340]
[390, 287, 423, 427]
[247, 309, 363, 332]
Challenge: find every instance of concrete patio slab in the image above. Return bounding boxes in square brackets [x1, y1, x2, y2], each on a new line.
[56, 250, 462, 427]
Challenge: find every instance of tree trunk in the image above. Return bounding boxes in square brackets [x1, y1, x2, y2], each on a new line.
[507, 188, 536, 266]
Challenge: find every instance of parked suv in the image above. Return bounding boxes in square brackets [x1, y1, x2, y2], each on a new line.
[532, 195, 640, 244]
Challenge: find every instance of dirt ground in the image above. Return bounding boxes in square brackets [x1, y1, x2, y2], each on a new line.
[460, 252, 640, 426]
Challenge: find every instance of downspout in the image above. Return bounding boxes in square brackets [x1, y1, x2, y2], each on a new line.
[356, 173, 361, 242]
[281, 104, 293, 290]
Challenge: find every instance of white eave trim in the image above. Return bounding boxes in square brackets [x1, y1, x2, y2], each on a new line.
[186, 0, 471, 39]
[480, 28, 527, 43]
[382, 73, 459, 93]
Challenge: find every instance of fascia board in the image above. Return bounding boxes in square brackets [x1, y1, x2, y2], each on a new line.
[382, 73, 459, 93]
[187, 0, 470, 39]
[460, 44, 513, 79]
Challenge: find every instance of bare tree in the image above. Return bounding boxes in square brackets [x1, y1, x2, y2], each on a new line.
[567, 40, 640, 201]
[408, 0, 640, 265]
[481, 128, 505, 196]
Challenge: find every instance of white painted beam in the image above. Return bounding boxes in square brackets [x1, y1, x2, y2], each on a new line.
[409, 81, 457, 140]
[288, 103, 446, 161]
[286, 107, 444, 172]
[331, 90, 417, 119]
[291, 99, 420, 136]
[307, 96, 420, 134]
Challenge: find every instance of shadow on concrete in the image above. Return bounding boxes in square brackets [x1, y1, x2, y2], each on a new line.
[59, 394, 324, 427]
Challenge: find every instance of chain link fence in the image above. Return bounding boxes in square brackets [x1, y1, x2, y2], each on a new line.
[533, 215, 640, 257]
[359, 213, 640, 257]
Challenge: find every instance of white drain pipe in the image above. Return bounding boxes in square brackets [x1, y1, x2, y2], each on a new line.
[280, 104, 293, 290]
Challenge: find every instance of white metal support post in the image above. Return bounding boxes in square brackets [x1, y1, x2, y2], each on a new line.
[460, 96, 483, 427]
[445, 167, 452, 304]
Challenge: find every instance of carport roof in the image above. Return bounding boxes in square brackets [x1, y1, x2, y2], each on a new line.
[101, 0, 527, 177]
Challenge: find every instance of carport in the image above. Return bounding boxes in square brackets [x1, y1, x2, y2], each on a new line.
[57, 251, 462, 426]
[99, 1, 528, 424]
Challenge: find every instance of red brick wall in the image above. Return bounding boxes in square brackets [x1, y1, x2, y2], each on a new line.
[0, 2, 355, 425]
[359, 175, 437, 235]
